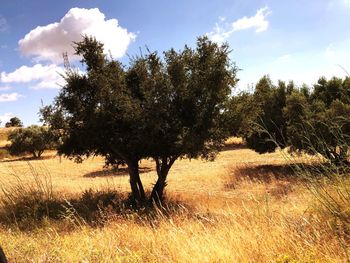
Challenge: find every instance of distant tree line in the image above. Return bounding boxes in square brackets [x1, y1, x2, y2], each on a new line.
[227, 75, 350, 165]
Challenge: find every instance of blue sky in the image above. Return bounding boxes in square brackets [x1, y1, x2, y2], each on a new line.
[0, 0, 350, 125]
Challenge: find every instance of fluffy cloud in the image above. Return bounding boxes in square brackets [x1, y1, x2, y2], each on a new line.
[0, 93, 21, 102]
[1, 64, 65, 89]
[232, 7, 271, 32]
[19, 7, 136, 63]
[207, 6, 271, 43]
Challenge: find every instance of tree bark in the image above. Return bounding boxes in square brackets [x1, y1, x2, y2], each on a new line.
[150, 156, 177, 204]
[150, 171, 168, 204]
[0, 246, 7, 263]
[128, 160, 146, 203]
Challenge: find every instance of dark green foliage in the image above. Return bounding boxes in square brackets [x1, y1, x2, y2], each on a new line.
[225, 91, 256, 138]
[8, 125, 57, 158]
[284, 77, 350, 164]
[43, 35, 237, 203]
[229, 76, 291, 154]
[5, 117, 23, 128]
[230, 75, 350, 164]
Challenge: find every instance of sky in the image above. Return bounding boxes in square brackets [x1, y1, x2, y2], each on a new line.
[0, 0, 350, 125]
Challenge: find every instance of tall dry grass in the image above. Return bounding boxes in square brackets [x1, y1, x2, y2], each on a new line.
[0, 138, 348, 262]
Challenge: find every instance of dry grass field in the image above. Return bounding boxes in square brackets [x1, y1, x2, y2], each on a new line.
[0, 133, 348, 262]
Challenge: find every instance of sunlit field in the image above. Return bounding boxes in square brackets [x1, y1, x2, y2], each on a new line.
[0, 132, 347, 262]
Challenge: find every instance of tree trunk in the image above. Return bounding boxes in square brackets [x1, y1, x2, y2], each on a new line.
[38, 150, 44, 158]
[150, 156, 177, 204]
[0, 246, 7, 263]
[150, 170, 168, 204]
[128, 160, 146, 203]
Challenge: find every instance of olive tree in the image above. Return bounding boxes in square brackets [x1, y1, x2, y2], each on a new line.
[284, 77, 350, 164]
[8, 125, 57, 158]
[230, 75, 350, 165]
[43, 36, 238, 203]
[230, 76, 292, 154]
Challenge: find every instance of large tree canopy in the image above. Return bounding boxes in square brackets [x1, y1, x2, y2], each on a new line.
[42, 36, 238, 203]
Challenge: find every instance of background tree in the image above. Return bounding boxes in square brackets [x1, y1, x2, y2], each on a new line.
[284, 77, 350, 164]
[230, 75, 350, 165]
[5, 117, 23, 128]
[43, 36, 237, 203]
[225, 91, 256, 138]
[8, 125, 57, 158]
[232, 76, 292, 154]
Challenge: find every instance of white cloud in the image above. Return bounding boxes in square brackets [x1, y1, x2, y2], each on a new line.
[0, 93, 21, 102]
[207, 6, 271, 43]
[0, 16, 8, 32]
[19, 7, 136, 63]
[0, 113, 13, 124]
[232, 7, 271, 32]
[1, 64, 65, 89]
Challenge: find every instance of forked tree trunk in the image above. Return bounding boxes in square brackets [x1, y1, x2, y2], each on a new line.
[0, 246, 7, 263]
[128, 160, 146, 203]
[150, 156, 177, 204]
[150, 170, 168, 204]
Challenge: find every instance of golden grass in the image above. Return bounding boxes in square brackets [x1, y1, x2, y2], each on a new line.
[0, 127, 15, 148]
[0, 138, 348, 262]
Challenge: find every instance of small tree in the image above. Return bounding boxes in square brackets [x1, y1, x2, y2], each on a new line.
[8, 125, 57, 158]
[5, 117, 23, 128]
